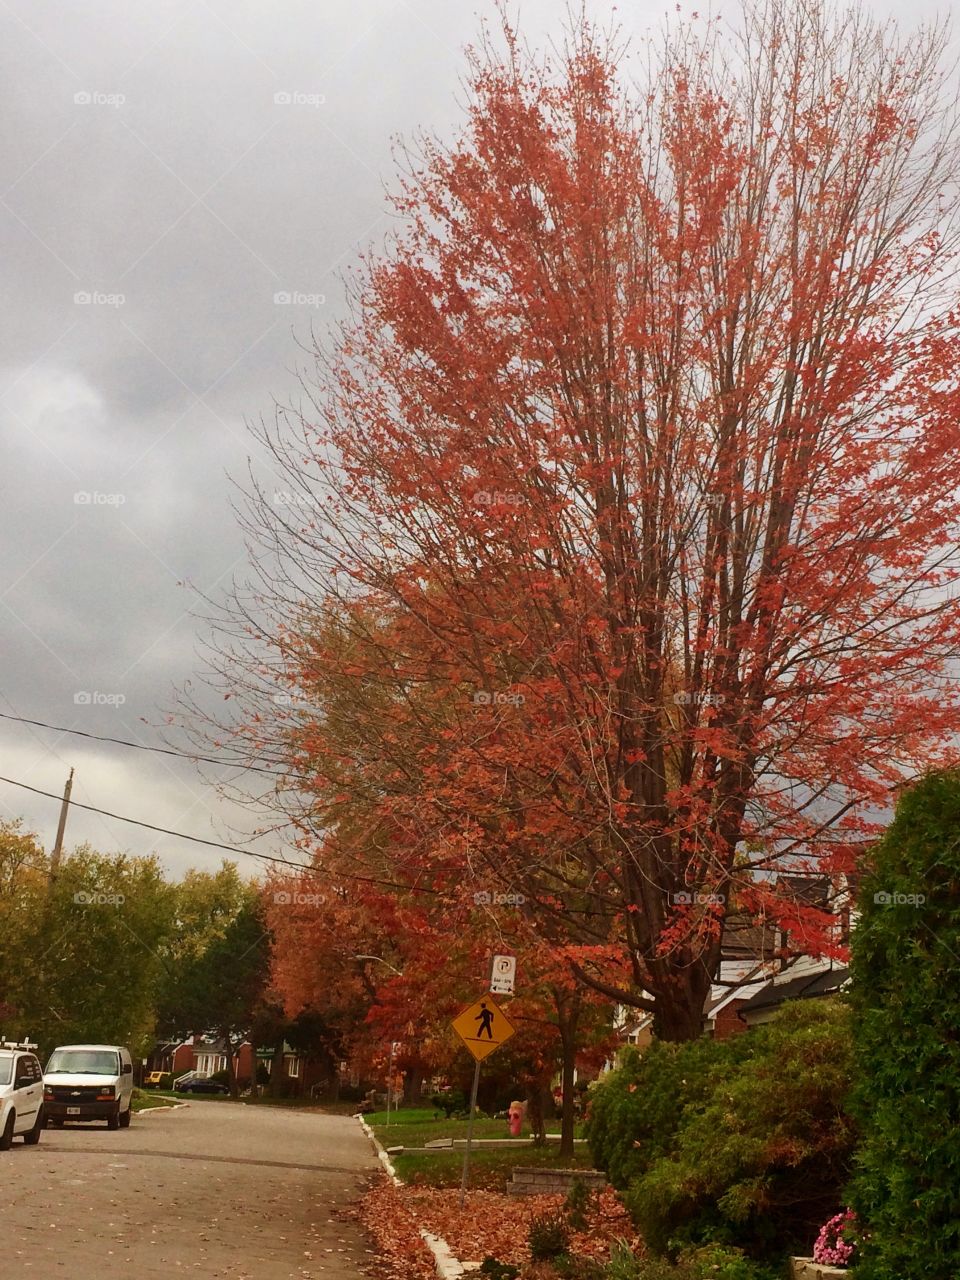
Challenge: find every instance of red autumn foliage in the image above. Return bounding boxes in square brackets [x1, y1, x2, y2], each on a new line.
[198, 2, 960, 1040]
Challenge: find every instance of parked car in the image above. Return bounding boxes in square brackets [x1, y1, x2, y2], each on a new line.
[0, 1042, 44, 1149]
[175, 1077, 230, 1095]
[143, 1071, 166, 1088]
[44, 1044, 134, 1129]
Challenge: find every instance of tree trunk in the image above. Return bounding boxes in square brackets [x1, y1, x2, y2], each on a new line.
[223, 1031, 240, 1100]
[557, 990, 582, 1160]
[268, 1039, 285, 1096]
[402, 1063, 424, 1106]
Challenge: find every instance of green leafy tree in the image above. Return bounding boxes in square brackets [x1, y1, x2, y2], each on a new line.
[165, 892, 272, 1097]
[849, 770, 960, 1280]
[5, 840, 175, 1056]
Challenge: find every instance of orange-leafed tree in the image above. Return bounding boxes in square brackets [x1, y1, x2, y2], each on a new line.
[206, 2, 960, 1041]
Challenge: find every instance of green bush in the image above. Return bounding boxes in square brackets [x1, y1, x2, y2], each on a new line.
[589, 1001, 854, 1264]
[566, 1176, 593, 1232]
[431, 1090, 466, 1119]
[602, 1241, 778, 1280]
[848, 770, 960, 1280]
[585, 1035, 755, 1191]
[479, 1259, 520, 1280]
[529, 1213, 571, 1261]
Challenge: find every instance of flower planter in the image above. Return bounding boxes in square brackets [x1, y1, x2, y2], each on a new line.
[790, 1260, 848, 1280]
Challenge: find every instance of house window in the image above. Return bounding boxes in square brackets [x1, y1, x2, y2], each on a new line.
[288, 1057, 300, 1078]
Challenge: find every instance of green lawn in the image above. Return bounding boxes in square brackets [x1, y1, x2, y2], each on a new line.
[367, 1106, 585, 1148]
[131, 1089, 180, 1112]
[392, 1143, 597, 1191]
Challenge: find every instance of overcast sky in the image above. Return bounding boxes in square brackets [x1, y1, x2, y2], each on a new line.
[0, 0, 948, 879]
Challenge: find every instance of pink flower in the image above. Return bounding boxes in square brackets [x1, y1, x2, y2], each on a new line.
[813, 1209, 859, 1267]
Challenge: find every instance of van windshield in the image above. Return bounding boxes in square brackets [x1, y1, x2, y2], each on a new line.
[0, 1057, 12, 1085]
[46, 1049, 119, 1076]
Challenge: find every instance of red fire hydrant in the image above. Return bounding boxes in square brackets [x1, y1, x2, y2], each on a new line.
[508, 1100, 524, 1137]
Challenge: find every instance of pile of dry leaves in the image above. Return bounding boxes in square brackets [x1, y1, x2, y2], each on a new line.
[356, 1175, 642, 1277]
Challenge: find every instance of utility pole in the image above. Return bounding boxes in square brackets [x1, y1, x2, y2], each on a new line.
[49, 768, 74, 885]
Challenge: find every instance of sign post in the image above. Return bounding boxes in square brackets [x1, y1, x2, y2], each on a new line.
[386, 1040, 399, 1126]
[451, 991, 517, 1207]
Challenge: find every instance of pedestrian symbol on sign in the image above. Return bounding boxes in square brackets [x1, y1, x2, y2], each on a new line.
[475, 1002, 495, 1039]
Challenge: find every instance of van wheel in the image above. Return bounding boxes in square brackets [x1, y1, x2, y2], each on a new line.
[107, 1109, 120, 1130]
[23, 1109, 43, 1145]
[119, 1105, 131, 1128]
[0, 1113, 15, 1150]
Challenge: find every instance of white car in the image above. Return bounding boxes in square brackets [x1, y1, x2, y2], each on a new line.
[0, 1042, 45, 1149]
[44, 1044, 133, 1129]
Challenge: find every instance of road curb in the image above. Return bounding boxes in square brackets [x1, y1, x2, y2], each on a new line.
[135, 1101, 190, 1115]
[355, 1115, 476, 1279]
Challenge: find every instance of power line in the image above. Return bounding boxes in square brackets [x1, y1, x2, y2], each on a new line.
[0, 709, 289, 777]
[0, 772, 298, 866]
[0, 772, 442, 897]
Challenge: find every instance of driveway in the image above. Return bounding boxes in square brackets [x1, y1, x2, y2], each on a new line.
[3, 1100, 379, 1278]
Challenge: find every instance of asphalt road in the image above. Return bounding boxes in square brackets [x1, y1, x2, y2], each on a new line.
[2, 1100, 380, 1278]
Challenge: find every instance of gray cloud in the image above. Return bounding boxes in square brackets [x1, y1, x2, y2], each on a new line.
[0, 0, 946, 874]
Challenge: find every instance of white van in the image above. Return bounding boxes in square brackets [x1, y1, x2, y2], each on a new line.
[43, 1044, 134, 1129]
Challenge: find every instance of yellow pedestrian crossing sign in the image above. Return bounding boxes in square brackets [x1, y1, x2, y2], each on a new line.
[451, 993, 516, 1062]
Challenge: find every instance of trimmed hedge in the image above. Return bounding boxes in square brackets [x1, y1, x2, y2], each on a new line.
[587, 1000, 854, 1264]
[848, 770, 960, 1280]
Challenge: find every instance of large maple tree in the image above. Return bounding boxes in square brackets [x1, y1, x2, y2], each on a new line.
[210, 2, 960, 1040]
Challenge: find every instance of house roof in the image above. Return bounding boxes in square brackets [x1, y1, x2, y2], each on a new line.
[738, 964, 849, 1014]
[720, 912, 779, 961]
[775, 874, 832, 909]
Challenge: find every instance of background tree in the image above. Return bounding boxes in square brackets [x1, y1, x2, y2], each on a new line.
[161, 888, 271, 1097]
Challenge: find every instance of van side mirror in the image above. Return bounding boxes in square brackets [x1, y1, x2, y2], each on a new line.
[122, 1063, 132, 1074]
